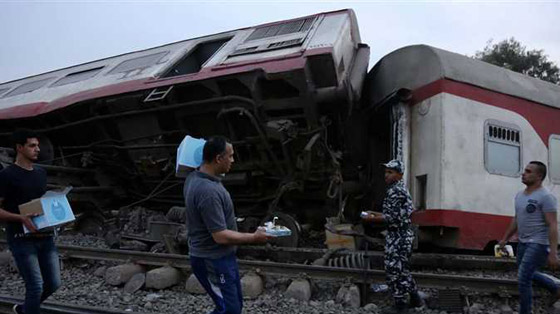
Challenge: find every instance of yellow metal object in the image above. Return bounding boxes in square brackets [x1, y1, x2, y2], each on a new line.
[325, 224, 356, 250]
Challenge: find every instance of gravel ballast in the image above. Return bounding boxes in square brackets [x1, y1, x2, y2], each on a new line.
[1, 257, 557, 314]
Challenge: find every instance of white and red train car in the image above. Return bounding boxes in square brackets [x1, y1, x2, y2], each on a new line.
[0, 9, 365, 120]
[366, 45, 560, 250]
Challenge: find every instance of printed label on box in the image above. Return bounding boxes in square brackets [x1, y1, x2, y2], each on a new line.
[21, 187, 75, 233]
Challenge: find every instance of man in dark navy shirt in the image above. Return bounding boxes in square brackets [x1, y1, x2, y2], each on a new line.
[362, 160, 423, 314]
[0, 129, 61, 314]
[184, 136, 271, 314]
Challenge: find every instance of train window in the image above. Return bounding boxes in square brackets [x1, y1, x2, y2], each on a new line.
[51, 67, 104, 87]
[245, 17, 314, 42]
[2, 77, 54, 98]
[484, 120, 522, 177]
[162, 38, 231, 78]
[108, 51, 168, 75]
[0, 88, 10, 96]
[415, 175, 427, 210]
[549, 135, 560, 184]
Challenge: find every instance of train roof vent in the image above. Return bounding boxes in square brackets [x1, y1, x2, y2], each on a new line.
[246, 17, 314, 42]
[51, 66, 104, 87]
[2, 77, 54, 98]
[488, 124, 521, 144]
[268, 38, 305, 49]
[230, 46, 259, 57]
[230, 37, 305, 57]
[108, 51, 168, 75]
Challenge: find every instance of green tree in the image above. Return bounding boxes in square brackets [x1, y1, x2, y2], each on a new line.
[475, 38, 560, 84]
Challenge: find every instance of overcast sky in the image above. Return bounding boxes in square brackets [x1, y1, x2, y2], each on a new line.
[1, 1, 559, 84]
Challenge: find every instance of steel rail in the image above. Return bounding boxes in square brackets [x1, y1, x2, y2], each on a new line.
[0, 239, 518, 271]
[0, 294, 146, 314]
[237, 246, 519, 271]
[49, 244, 520, 294]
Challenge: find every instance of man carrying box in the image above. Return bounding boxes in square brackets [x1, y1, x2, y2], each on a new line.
[0, 129, 61, 314]
[183, 136, 272, 314]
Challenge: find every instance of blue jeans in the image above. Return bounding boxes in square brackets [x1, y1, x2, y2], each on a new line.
[191, 253, 243, 314]
[9, 237, 61, 314]
[517, 242, 559, 314]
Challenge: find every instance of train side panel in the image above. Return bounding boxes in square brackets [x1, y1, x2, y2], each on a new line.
[411, 81, 560, 250]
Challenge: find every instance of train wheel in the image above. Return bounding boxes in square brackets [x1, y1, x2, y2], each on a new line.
[261, 212, 301, 248]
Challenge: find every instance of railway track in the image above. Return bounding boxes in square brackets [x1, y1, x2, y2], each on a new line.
[0, 294, 145, 314]
[1, 239, 527, 296]
[45, 244, 518, 294]
[237, 245, 518, 271]
[1, 239, 518, 272]
[2, 241, 549, 314]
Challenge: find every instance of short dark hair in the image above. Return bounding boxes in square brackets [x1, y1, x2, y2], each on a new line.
[203, 136, 228, 163]
[529, 161, 547, 180]
[11, 129, 39, 150]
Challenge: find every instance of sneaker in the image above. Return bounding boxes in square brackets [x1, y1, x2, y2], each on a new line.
[12, 304, 23, 314]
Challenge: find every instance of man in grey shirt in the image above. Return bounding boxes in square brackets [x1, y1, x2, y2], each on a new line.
[184, 136, 271, 314]
[499, 161, 559, 314]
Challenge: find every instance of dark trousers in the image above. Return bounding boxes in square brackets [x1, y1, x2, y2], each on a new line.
[9, 237, 61, 314]
[191, 253, 243, 314]
[385, 232, 417, 303]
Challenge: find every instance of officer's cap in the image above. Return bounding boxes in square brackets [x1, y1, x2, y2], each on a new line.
[382, 159, 404, 174]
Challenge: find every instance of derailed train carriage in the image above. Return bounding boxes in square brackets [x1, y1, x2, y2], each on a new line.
[1, 9, 559, 250]
[0, 9, 372, 247]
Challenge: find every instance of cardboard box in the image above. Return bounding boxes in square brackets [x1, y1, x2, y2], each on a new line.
[176, 135, 206, 177]
[325, 224, 356, 250]
[19, 187, 75, 233]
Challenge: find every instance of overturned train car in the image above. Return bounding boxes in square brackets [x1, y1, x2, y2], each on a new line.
[2, 9, 560, 250]
[0, 9, 374, 247]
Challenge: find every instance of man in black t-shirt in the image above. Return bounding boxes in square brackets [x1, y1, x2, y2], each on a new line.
[0, 129, 61, 314]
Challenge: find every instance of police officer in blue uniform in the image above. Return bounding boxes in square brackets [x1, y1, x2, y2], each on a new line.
[362, 159, 423, 313]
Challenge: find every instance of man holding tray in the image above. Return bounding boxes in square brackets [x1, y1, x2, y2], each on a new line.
[183, 136, 272, 314]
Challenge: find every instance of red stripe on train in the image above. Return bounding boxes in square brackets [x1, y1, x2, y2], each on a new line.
[0, 52, 315, 120]
[412, 78, 560, 146]
[412, 209, 513, 250]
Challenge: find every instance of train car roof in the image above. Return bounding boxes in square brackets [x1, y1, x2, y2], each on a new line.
[0, 9, 358, 119]
[367, 44, 560, 109]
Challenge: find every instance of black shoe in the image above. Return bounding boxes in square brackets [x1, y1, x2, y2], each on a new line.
[12, 304, 24, 314]
[409, 291, 425, 308]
